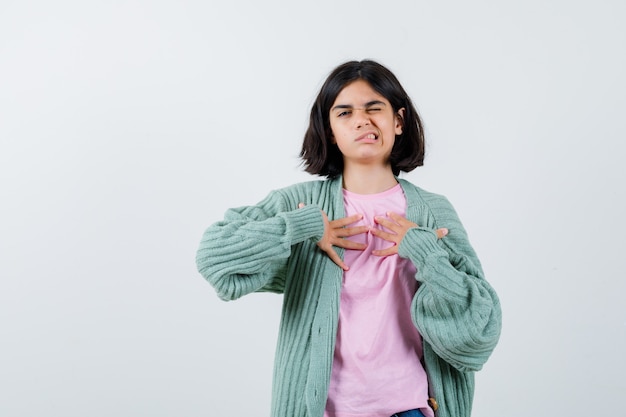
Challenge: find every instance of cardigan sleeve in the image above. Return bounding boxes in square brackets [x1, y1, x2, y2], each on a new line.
[398, 196, 502, 373]
[196, 190, 325, 301]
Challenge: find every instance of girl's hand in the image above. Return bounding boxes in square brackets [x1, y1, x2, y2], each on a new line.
[298, 203, 368, 271]
[370, 212, 448, 257]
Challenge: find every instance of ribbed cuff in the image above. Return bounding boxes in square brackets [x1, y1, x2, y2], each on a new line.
[279, 205, 325, 245]
[398, 227, 446, 267]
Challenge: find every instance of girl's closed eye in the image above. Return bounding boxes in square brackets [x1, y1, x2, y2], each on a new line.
[336, 107, 381, 118]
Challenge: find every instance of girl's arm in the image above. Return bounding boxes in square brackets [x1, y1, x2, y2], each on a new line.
[397, 200, 502, 373]
[196, 191, 325, 301]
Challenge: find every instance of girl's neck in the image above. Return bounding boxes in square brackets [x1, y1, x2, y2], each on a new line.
[341, 163, 398, 195]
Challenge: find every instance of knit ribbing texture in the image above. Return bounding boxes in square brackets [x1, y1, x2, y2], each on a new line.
[196, 177, 501, 417]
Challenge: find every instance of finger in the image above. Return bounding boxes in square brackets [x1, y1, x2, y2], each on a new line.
[325, 248, 349, 271]
[387, 212, 418, 228]
[298, 202, 305, 209]
[335, 225, 369, 238]
[436, 228, 449, 239]
[372, 245, 398, 257]
[333, 239, 367, 250]
[330, 214, 363, 228]
[369, 227, 398, 243]
[373, 216, 398, 230]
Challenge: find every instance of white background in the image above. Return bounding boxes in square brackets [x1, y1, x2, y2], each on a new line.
[1, 1, 625, 416]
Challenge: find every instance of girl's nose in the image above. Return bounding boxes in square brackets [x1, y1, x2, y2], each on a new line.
[353, 108, 371, 128]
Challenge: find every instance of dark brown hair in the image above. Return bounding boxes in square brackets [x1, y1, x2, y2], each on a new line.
[300, 60, 425, 178]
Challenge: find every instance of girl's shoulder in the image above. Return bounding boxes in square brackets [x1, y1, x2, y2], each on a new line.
[398, 178, 452, 209]
[277, 178, 330, 192]
[398, 179, 468, 228]
[272, 177, 339, 199]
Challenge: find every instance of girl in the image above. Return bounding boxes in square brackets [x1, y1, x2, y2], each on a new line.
[196, 60, 501, 417]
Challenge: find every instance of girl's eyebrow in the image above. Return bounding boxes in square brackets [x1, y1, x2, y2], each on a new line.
[331, 100, 387, 112]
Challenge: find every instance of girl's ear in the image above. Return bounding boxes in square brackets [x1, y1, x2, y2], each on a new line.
[395, 108, 405, 135]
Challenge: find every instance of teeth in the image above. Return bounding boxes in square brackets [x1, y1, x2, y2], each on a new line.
[367, 134, 376, 139]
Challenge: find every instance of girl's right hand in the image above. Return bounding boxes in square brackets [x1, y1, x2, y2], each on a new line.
[298, 203, 367, 271]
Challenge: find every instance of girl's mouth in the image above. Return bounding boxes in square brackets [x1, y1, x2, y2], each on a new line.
[356, 132, 379, 143]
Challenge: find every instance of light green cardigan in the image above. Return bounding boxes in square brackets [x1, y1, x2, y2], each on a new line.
[196, 177, 501, 417]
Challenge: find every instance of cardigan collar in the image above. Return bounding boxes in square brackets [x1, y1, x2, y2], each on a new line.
[328, 175, 423, 209]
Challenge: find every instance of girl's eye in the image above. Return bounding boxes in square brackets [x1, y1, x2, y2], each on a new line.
[367, 107, 382, 113]
[338, 111, 351, 117]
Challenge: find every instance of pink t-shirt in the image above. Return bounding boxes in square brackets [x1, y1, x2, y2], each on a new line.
[324, 184, 434, 417]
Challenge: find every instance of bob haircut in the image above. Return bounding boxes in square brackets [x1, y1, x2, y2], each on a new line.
[300, 60, 425, 178]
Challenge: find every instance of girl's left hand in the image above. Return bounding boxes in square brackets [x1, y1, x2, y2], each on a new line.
[370, 212, 448, 257]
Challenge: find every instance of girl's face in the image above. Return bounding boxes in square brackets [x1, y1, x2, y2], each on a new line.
[329, 79, 404, 171]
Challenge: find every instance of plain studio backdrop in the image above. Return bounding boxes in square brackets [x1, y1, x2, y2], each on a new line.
[1, 1, 624, 416]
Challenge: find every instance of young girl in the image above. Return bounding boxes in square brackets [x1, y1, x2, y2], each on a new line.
[196, 60, 501, 417]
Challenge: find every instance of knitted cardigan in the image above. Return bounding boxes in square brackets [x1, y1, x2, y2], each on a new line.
[196, 176, 501, 417]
